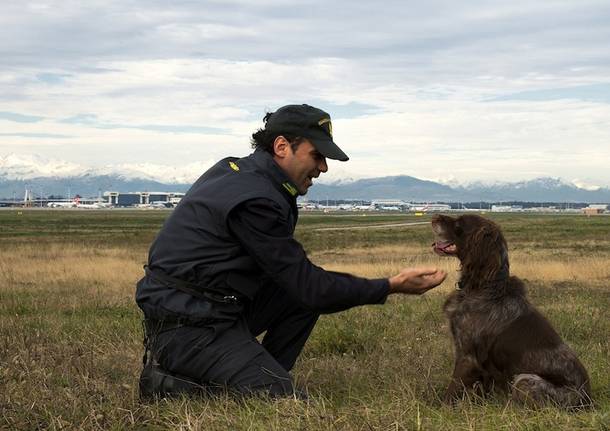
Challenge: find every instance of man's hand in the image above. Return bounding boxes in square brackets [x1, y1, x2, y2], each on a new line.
[388, 267, 447, 295]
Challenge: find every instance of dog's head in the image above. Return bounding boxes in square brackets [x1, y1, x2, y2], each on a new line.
[432, 214, 508, 282]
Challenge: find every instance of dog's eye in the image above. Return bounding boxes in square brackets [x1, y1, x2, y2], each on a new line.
[454, 225, 463, 236]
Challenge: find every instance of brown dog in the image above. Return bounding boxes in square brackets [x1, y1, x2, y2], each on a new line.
[431, 214, 591, 408]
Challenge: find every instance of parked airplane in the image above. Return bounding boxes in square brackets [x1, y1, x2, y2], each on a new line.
[411, 203, 451, 212]
[47, 199, 77, 208]
[70, 196, 112, 209]
[136, 201, 173, 209]
[76, 202, 104, 209]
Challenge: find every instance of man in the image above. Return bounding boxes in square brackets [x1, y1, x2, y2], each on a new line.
[136, 104, 446, 398]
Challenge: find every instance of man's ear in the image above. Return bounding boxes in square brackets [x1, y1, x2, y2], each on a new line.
[273, 136, 290, 159]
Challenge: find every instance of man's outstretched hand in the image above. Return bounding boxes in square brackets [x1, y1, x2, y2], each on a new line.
[388, 267, 447, 295]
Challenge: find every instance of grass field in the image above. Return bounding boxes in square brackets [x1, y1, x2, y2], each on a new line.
[0, 209, 609, 430]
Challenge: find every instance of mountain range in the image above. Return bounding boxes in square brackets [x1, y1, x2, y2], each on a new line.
[306, 176, 610, 203]
[1, 154, 609, 203]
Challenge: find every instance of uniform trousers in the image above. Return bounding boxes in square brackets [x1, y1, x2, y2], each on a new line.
[151, 282, 319, 396]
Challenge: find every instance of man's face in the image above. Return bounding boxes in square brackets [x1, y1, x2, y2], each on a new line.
[274, 137, 328, 195]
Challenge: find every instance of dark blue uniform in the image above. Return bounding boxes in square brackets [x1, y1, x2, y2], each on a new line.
[136, 149, 389, 397]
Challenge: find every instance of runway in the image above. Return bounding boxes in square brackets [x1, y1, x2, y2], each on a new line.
[313, 221, 429, 231]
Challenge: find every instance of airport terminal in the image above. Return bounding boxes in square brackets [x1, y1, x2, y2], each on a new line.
[1, 188, 608, 214]
[103, 191, 185, 207]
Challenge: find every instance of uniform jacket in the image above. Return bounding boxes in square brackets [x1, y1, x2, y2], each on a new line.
[136, 149, 389, 322]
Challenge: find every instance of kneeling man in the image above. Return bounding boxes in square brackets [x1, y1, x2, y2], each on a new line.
[136, 104, 446, 398]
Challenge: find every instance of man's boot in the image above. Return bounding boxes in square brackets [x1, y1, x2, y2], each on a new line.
[139, 319, 206, 399]
[139, 361, 206, 399]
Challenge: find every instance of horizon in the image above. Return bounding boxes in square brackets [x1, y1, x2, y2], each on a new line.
[1, 1, 610, 187]
[2, 163, 610, 205]
[0, 152, 608, 191]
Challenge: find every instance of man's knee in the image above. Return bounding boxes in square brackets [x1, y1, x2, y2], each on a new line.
[141, 320, 303, 399]
[228, 356, 298, 398]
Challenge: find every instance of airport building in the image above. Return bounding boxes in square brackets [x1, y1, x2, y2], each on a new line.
[371, 199, 412, 211]
[103, 191, 185, 207]
[582, 204, 608, 215]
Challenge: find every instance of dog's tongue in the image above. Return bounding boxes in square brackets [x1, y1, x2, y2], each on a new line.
[433, 240, 456, 254]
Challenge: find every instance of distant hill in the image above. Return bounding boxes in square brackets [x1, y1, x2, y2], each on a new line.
[306, 176, 610, 203]
[0, 175, 190, 199]
[308, 175, 457, 201]
[0, 154, 200, 199]
[1, 154, 609, 202]
[2, 173, 609, 203]
[454, 177, 610, 202]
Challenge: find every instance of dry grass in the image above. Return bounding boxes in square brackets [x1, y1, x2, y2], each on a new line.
[0, 211, 609, 430]
[312, 244, 610, 294]
[510, 255, 610, 283]
[0, 244, 145, 301]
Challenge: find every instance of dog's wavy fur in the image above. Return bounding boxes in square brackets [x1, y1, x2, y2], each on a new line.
[431, 214, 591, 408]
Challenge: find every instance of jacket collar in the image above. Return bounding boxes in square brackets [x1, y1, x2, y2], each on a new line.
[250, 149, 299, 207]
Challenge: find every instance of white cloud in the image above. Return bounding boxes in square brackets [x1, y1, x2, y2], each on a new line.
[572, 179, 601, 191]
[331, 99, 610, 182]
[0, 153, 216, 184]
[1, 0, 610, 186]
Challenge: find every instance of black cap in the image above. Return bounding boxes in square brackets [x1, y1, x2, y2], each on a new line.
[265, 104, 349, 161]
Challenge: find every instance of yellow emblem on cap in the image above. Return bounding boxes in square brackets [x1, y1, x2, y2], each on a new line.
[282, 182, 298, 196]
[318, 118, 333, 137]
[229, 161, 240, 171]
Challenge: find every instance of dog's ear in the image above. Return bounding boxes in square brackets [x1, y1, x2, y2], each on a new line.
[461, 222, 506, 283]
[453, 220, 464, 237]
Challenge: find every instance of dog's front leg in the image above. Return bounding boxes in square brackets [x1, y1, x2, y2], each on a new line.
[444, 354, 482, 403]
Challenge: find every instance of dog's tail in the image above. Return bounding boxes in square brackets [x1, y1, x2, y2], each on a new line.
[511, 374, 592, 409]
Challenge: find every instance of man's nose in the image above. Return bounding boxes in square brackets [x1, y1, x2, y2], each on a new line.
[318, 157, 328, 173]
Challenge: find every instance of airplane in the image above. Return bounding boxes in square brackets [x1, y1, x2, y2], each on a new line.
[73, 196, 112, 209]
[141, 201, 174, 209]
[47, 198, 78, 208]
[411, 203, 451, 212]
[76, 202, 104, 209]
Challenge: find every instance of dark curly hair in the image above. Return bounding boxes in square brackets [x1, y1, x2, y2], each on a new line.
[251, 112, 303, 154]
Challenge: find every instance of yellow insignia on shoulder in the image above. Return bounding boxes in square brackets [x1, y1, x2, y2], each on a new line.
[229, 161, 240, 171]
[282, 182, 298, 196]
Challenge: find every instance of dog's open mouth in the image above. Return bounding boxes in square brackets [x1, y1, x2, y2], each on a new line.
[432, 240, 457, 256]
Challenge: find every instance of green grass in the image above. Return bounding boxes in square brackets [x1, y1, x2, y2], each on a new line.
[0, 209, 609, 430]
[0, 209, 165, 246]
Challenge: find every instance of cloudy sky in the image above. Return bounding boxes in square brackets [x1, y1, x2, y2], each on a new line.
[1, 0, 610, 187]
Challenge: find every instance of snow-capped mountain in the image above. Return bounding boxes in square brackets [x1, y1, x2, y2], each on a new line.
[0, 154, 212, 185]
[1, 154, 609, 202]
[453, 177, 610, 202]
[0, 154, 83, 180]
[306, 176, 610, 202]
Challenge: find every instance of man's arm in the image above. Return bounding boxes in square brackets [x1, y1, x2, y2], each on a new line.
[228, 199, 446, 313]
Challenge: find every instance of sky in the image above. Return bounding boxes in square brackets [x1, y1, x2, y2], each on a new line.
[1, 0, 610, 187]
